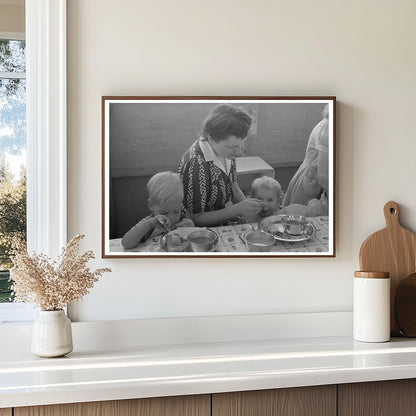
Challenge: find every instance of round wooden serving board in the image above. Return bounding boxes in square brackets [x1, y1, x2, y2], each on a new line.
[359, 201, 416, 336]
[395, 272, 416, 337]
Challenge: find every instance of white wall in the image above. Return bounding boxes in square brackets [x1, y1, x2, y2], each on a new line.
[67, 0, 416, 322]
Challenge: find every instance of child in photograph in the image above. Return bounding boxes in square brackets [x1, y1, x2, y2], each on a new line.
[249, 176, 284, 221]
[248, 176, 327, 223]
[283, 104, 329, 206]
[121, 171, 194, 249]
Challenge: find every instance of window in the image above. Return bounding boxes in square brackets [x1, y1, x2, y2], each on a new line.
[0, 35, 26, 307]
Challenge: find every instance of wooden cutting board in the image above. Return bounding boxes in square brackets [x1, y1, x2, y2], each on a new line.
[395, 272, 416, 337]
[359, 201, 416, 336]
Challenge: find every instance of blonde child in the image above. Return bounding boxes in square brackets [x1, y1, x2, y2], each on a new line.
[249, 176, 284, 221]
[121, 172, 194, 249]
[249, 176, 326, 222]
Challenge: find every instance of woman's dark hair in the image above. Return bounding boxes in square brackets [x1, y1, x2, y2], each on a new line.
[200, 104, 252, 142]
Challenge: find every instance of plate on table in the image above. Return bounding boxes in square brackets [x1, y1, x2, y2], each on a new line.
[160, 227, 199, 252]
[160, 227, 219, 252]
[258, 215, 316, 243]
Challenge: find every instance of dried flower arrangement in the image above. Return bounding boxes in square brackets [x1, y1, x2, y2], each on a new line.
[10, 234, 111, 311]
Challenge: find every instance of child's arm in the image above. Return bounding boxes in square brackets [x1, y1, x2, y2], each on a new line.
[305, 193, 328, 217]
[176, 217, 195, 227]
[121, 216, 161, 249]
[175, 209, 195, 228]
[278, 203, 307, 216]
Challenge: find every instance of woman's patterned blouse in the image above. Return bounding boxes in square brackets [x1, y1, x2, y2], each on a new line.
[178, 140, 237, 214]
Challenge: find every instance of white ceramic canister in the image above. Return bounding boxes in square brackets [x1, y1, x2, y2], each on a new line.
[353, 271, 390, 342]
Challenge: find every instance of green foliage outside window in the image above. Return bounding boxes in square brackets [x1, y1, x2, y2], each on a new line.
[0, 163, 26, 302]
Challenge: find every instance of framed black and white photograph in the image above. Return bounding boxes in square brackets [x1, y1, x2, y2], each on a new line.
[102, 96, 336, 258]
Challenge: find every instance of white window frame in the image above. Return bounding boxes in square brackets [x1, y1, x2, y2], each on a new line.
[26, 0, 67, 256]
[0, 0, 67, 323]
[0, 31, 24, 41]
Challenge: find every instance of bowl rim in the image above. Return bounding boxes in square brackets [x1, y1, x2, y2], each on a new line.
[187, 229, 217, 244]
[245, 230, 275, 245]
[281, 214, 307, 224]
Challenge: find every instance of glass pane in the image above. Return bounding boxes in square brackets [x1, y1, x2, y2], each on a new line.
[0, 39, 26, 73]
[0, 65, 27, 302]
[0, 78, 26, 153]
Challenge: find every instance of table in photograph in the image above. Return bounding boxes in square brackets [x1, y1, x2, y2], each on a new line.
[109, 216, 329, 253]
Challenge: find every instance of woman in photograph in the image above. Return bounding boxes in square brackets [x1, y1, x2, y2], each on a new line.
[282, 104, 329, 207]
[178, 104, 262, 226]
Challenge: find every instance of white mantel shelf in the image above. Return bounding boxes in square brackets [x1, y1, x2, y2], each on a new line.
[2, 336, 416, 408]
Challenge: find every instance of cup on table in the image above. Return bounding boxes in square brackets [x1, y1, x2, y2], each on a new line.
[281, 215, 308, 235]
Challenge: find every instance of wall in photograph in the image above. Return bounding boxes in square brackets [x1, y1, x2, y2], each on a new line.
[67, 0, 416, 321]
[110, 103, 323, 177]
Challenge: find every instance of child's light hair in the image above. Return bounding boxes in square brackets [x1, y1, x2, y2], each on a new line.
[251, 176, 282, 200]
[147, 171, 183, 208]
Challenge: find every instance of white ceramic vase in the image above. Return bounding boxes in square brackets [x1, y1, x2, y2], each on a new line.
[31, 310, 73, 357]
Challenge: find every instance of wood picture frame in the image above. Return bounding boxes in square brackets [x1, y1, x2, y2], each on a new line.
[102, 96, 336, 258]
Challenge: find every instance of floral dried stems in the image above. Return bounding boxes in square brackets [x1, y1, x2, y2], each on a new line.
[10, 234, 111, 311]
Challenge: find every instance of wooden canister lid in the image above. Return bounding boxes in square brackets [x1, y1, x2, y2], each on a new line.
[354, 271, 389, 279]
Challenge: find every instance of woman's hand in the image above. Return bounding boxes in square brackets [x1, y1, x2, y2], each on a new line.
[233, 198, 263, 218]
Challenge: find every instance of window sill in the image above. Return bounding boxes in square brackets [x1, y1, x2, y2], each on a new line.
[0, 303, 35, 324]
